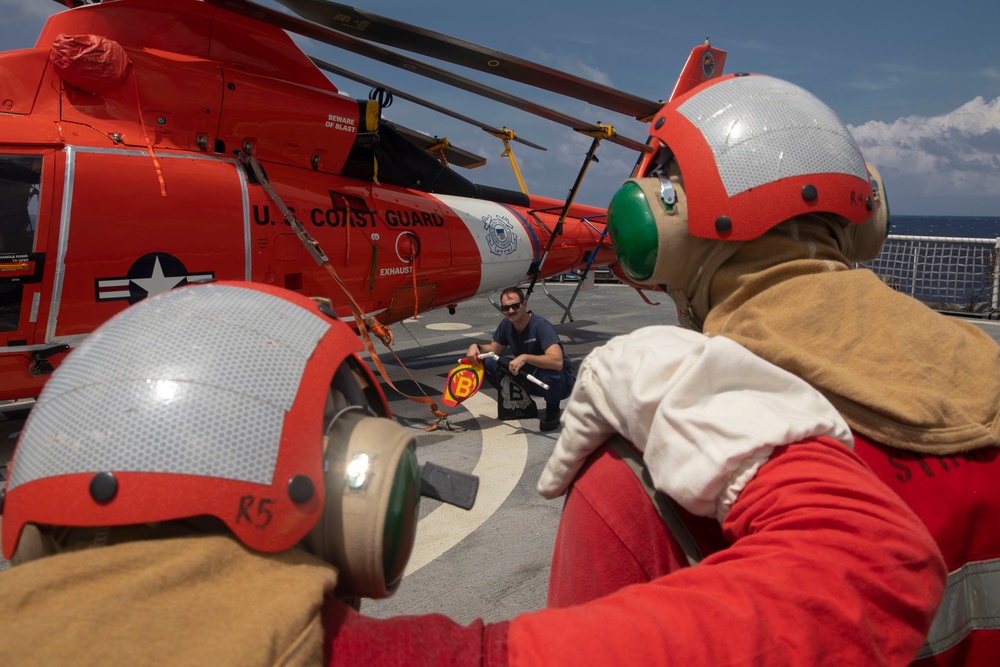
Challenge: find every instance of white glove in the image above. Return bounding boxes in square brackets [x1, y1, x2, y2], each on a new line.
[537, 326, 853, 521]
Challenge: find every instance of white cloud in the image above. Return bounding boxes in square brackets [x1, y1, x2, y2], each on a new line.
[848, 74, 904, 92]
[527, 49, 615, 88]
[849, 97, 1000, 215]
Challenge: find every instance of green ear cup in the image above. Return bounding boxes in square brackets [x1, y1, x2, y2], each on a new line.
[382, 442, 419, 590]
[608, 181, 661, 282]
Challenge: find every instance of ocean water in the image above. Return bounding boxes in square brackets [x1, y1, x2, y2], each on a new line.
[891, 215, 1000, 239]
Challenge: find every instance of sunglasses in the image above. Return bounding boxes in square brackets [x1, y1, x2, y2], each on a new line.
[500, 301, 523, 312]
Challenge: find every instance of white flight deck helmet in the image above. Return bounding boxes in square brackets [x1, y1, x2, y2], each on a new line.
[0, 281, 419, 599]
[607, 74, 889, 328]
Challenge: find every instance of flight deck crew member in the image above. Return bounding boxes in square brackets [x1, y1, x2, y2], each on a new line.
[540, 73, 1000, 666]
[466, 286, 575, 432]
[0, 280, 944, 667]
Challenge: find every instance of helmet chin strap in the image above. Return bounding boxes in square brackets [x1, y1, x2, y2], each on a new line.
[667, 287, 704, 332]
[664, 235, 742, 333]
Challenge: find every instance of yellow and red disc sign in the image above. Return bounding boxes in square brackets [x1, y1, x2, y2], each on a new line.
[441, 363, 484, 407]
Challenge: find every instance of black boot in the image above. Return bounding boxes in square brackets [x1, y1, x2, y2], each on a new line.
[540, 402, 562, 432]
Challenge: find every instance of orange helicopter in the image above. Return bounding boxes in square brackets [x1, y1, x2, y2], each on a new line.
[0, 0, 726, 403]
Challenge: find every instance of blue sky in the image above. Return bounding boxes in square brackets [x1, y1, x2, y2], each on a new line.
[4, 0, 999, 216]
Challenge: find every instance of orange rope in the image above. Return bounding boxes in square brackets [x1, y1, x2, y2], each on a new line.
[243, 152, 448, 429]
[322, 262, 450, 430]
[411, 253, 419, 320]
[133, 77, 166, 198]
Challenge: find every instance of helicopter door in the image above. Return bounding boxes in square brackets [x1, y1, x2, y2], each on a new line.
[48, 148, 248, 341]
[0, 154, 45, 342]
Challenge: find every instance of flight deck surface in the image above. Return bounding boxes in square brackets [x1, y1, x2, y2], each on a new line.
[3, 282, 1000, 626]
[362, 281, 670, 623]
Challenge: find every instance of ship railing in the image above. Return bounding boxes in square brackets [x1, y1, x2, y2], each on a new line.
[861, 235, 1000, 317]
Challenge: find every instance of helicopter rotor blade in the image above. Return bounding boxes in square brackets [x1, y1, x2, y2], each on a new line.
[385, 122, 488, 169]
[310, 56, 547, 152]
[204, 0, 652, 153]
[274, 0, 662, 121]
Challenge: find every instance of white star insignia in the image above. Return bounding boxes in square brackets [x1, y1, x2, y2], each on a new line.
[130, 256, 185, 297]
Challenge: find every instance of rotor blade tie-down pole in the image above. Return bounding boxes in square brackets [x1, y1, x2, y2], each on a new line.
[559, 219, 609, 324]
[426, 138, 451, 166]
[488, 128, 528, 195]
[525, 123, 611, 299]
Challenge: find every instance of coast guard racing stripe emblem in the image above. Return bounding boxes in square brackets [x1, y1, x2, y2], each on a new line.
[483, 214, 518, 257]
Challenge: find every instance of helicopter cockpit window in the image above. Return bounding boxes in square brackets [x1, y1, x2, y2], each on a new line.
[0, 155, 40, 255]
[0, 154, 42, 333]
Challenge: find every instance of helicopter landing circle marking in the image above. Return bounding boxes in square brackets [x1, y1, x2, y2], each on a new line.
[403, 390, 528, 576]
[424, 323, 472, 331]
